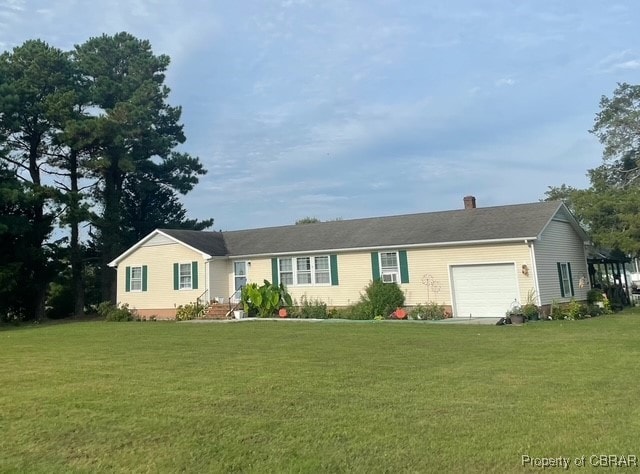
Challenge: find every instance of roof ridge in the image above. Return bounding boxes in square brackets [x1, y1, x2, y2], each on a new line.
[220, 200, 558, 234]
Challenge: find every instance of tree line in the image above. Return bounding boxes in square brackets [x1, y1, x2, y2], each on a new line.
[547, 82, 640, 259]
[0, 32, 212, 321]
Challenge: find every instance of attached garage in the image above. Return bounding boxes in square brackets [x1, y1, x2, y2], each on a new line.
[450, 263, 519, 318]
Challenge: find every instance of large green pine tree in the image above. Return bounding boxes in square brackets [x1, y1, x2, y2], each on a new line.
[72, 32, 208, 302]
[0, 40, 71, 319]
[0, 33, 212, 319]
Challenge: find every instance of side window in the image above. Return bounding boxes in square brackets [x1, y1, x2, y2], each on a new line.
[557, 262, 574, 297]
[130, 266, 143, 291]
[380, 252, 399, 283]
[279, 258, 294, 285]
[179, 263, 192, 289]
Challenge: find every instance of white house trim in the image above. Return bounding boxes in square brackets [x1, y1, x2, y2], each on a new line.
[108, 229, 212, 267]
[224, 237, 537, 260]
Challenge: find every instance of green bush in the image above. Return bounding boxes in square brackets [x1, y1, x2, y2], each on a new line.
[334, 281, 405, 320]
[550, 299, 590, 321]
[97, 302, 137, 322]
[363, 280, 405, 318]
[587, 304, 604, 317]
[521, 303, 540, 320]
[566, 299, 589, 320]
[175, 302, 208, 321]
[332, 302, 373, 320]
[409, 303, 446, 320]
[297, 296, 328, 319]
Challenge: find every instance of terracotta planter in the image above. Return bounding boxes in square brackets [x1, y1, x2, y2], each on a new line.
[394, 308, 407, 320]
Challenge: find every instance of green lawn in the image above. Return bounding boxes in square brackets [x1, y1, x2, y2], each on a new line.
[2, 313, 640, 473]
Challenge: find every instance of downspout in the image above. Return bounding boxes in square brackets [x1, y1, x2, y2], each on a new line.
[527, 240, 542, 306]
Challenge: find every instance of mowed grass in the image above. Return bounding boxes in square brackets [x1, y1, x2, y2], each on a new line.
[1, 313, 640, 473]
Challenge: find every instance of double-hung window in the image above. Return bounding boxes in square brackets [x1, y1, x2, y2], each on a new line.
[179, 263, 192, 289]
[314, 256, 330, 284]
[380, 252, 400, 283]
[279, 256, 332, 286]
[296, 257, 312, 284]
[130, 266, 143, 291]
[125, 265, 147, 292]
[279, 258, 294, 285]
[173, 261, 198, 291]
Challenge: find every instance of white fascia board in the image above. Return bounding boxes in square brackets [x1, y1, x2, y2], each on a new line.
[108, 229, 212, 267]
[224, 237, 537, 259]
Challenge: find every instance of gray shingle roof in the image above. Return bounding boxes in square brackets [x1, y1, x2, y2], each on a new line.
[161, 201, 569, 257]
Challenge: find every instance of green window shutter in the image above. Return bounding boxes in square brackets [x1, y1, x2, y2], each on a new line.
[399, 250, 409, 283]
[142, 265, 148, 292]
[557, 262, 565, 297]
[192, 261, 198, 289]
[330, 254, 339, 286]
[371, 252, 380, 281]
[125, 266, 131, 292]
[173, 263, 179, 290]
[567, 262, 574, 296]
[271, 258, 279, 286]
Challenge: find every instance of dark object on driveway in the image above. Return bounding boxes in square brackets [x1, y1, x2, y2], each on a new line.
[496, 317, 511, 326]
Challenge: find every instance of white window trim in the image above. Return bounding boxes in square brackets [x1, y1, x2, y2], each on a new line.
[179, 262, 193, 290]
[560, 262, 572, 296]
[279, 255, 331, 287]
[379, 251, 400, 284]
[130, 265, 143, 292]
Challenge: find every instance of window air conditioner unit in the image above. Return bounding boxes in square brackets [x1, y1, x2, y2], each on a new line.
[381, 273, 398, 283]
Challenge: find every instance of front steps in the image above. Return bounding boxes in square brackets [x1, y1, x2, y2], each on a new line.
[202, 303, 232, 320]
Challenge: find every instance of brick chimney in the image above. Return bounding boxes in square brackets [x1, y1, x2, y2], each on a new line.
[463, 195, 476, 210]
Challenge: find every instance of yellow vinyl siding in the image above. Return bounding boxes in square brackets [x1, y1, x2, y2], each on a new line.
[240, 243, 535, 307]
[117, 242, 206, 310]
[403, 243, 534, 307]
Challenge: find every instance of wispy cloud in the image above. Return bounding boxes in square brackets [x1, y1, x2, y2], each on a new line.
[1, 0, 635, 230]
[593, 49, 640, 74]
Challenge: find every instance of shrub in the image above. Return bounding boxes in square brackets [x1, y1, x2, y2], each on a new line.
[566, 299, 588, 320]
[363, 280, 405, 318]
[334, 302, 374, 320]
[550, 299, 589, 321]
[409, 303, 446, 320]
[175, 302, 208, 321]
[521, 303, 540, 320]
[550, 300, 566, 320]
[97, 302, 136, 322]
[587, 304, 604, 317]
[298, 296, 328, 319]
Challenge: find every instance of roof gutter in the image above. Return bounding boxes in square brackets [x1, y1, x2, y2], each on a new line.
[215, 237, 537, 260]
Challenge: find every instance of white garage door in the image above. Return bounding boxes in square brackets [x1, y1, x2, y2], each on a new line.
[451, 264, 519, 318]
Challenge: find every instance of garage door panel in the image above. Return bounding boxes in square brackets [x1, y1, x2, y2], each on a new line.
[451, 264, 518, 318]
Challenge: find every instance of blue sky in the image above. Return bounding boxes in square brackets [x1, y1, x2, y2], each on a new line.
[2, 1, 639, 230]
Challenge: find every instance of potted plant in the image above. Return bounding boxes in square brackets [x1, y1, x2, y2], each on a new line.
[521, 303, 539, 321]
[507, 305, 525, 324]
